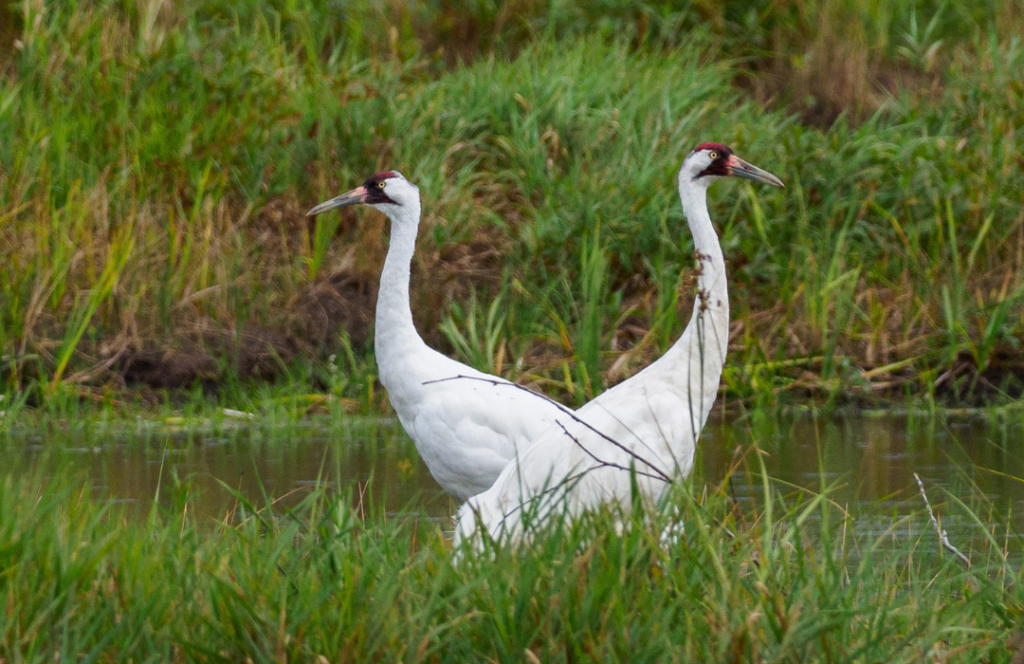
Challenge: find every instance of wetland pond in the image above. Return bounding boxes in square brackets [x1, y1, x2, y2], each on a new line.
[3, 412, 1024, 548]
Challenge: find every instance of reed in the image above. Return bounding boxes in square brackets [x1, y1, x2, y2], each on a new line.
[0, 447, 1020, 662]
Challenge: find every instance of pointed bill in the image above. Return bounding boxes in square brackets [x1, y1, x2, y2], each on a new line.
[306, 186, 371, 217]
[727, 155, 785, 188]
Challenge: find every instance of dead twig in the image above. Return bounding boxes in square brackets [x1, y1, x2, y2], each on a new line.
[913, 473, 970, 569]
[555, 420, 670, 484]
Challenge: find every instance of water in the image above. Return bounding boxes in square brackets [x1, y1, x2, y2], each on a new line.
[1, 417, 460, 520]
[704, 412, 1024, 546]
[3, 413, 1023, 537]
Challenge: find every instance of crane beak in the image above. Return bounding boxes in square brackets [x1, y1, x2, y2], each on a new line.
[727, 155, 785, 188]
[306, 186, 371, 217]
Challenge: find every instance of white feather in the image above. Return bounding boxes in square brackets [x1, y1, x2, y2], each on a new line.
[337, 173, 575, 501]
[455, 148, 781, 544]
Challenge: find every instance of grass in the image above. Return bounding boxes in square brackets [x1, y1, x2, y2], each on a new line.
[1, 0, 1023, 415]
[1, 443, 1022, 662]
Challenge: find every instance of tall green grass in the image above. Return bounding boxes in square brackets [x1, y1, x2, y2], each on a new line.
[0, 456, 1020, 662]
[1, 0, 1022, 411]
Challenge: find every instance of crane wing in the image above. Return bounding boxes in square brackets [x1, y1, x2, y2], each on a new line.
[407, 374, 570, 500]
[457, 385, 699, 540]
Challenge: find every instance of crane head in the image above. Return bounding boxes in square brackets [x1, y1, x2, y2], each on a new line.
[306, 171, 420, 217]
[682, 143, 784, 188]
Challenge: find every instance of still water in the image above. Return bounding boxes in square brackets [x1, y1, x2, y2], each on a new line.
[2, 412, 1023, 535]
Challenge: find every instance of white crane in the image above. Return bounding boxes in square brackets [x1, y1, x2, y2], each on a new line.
[454, 144, 784, 546]
[307, 171, 575, 501]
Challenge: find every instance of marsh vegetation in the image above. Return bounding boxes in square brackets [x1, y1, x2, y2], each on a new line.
[2, 1, 1024, 661]
[3, 412, 1024, 662]
[2, 0, 1023, 411]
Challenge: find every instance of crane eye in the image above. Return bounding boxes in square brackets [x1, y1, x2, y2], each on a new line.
[708, 151, 719, 160]
[377, 180, 387, 189]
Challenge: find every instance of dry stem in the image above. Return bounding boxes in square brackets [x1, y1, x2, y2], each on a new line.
[913, 472, 970, 569]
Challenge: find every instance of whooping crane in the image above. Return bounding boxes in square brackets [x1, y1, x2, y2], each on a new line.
[454, 145, 784, 545]
[307, 172, 575, 500]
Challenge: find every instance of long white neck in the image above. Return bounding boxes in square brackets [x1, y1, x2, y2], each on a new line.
[664, 177, 730, 434]
[375, 201, 427, 377]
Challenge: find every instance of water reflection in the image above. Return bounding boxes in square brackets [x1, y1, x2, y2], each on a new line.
[2, 418, 457, 521]
[2, 413, 1023, 532]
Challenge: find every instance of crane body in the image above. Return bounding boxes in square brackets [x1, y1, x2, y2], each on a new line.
[308, 172, 575, 500]
[455, 145, 784, 545]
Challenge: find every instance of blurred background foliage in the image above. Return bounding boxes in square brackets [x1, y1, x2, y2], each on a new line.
[0, 0, 1022, 410]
